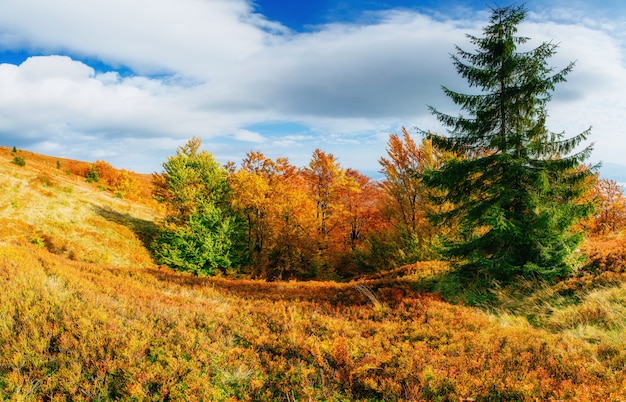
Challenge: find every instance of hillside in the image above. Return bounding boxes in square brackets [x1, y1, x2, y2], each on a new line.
[0, 146, 157, 268]
[1, 147, 625, 401]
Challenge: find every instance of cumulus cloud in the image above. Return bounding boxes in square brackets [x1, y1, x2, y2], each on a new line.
[0, 55, 238, 170]
[0, 56, 196, 137]
[0, 0, 267, 76]
[0, 0, 624, 175]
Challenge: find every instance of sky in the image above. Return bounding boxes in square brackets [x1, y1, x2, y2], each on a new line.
[0, 0, 625, 181]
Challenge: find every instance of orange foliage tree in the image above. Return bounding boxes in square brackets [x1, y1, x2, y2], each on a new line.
[303, 150, 359, 275]
[585, 176, 626, 236]
[230, 150, 387, 280]
[91, 160, 141, 199]
[339, 168, 388, 276]
[67, 160, 92, 177]
[343, 168, 385, 251]
[375, 128, 449, 265]
[581, 175, 626, 273]
[93, 160, 117, 186]
[230, 152, 317, 280]
[111, 169, 140, 199]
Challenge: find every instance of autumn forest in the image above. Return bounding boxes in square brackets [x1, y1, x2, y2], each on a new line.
[150, 131, 447, 281]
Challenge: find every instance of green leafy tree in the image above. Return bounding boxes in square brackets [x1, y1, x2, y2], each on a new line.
[153, 200, 233, 275]
[424, 5, 594, 280]
[152, 137, 234, 275]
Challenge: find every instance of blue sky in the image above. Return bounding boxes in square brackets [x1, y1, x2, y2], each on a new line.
[0, 0, 625, 181]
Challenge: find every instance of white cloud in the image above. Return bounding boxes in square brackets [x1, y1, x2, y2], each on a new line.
[17, 55, 95, 81]
[0, 56, 191, 136]
[233, 12, 472, 120]
[0, 1, 624, 177]
[521, 20, 626, 165]
[0, 0, 267, 76]
[232, 129, 266, 143]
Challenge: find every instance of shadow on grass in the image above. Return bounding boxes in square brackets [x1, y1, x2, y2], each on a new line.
[428, 269, 500, 306]
[92, 204, 159, 252]
[361, 262, 505, 307]
[141, 264, 453, 309]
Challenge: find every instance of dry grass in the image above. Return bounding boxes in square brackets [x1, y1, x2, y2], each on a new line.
[3, 242, 625, 400]
[0, 146, 159, 268]
[1, 146, 625, 400]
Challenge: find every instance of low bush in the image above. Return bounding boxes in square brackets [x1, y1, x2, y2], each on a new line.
[11, 156, 25, 167]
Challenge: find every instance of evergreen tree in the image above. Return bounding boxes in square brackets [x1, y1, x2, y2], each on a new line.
[153, 200, 233, 276]
[424, 5, 594, 280]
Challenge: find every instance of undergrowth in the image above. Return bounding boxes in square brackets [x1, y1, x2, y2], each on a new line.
[2, 243, 625, 401]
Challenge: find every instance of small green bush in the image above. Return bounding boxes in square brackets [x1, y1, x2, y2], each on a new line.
[30, 236, 45, 248]
[12, 156, 26, 167]
[86, 166, 99, 183]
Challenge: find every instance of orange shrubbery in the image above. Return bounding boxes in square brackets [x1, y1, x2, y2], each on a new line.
[579, 176, 626, 275]
[67, 159, 93, 177]
[1, 241, 625, 400]
[91, 160, 141, 199]
[584, 236, 626, 274]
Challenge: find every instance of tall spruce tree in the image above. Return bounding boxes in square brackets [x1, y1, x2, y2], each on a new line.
[424, 5, 594, 280]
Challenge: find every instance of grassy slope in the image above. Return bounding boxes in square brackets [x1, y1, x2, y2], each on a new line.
[1, 147, 625, 401]
[0, 147, 157, 268]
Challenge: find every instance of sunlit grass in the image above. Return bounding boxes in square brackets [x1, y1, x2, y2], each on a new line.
[1, 145, 625, 400]
[0, 146, 159, 268]
[2, 240, 623, 400]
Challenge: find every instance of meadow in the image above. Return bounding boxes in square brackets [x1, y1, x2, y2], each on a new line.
[1, 146, 625, 401]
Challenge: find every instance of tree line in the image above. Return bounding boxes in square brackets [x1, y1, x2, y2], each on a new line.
[151, 133, 443, 280]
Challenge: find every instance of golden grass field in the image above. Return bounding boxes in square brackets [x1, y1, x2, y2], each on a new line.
[1, 146, 625, 401]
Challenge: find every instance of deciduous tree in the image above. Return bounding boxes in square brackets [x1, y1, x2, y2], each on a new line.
[378, 128, 447, 260]
[303, 150, 358, 276]
[231, 153, 317, 280]
[585, 176, 626, 236]
[152, 137, 234, 275]
[343, 168, 384, 251]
